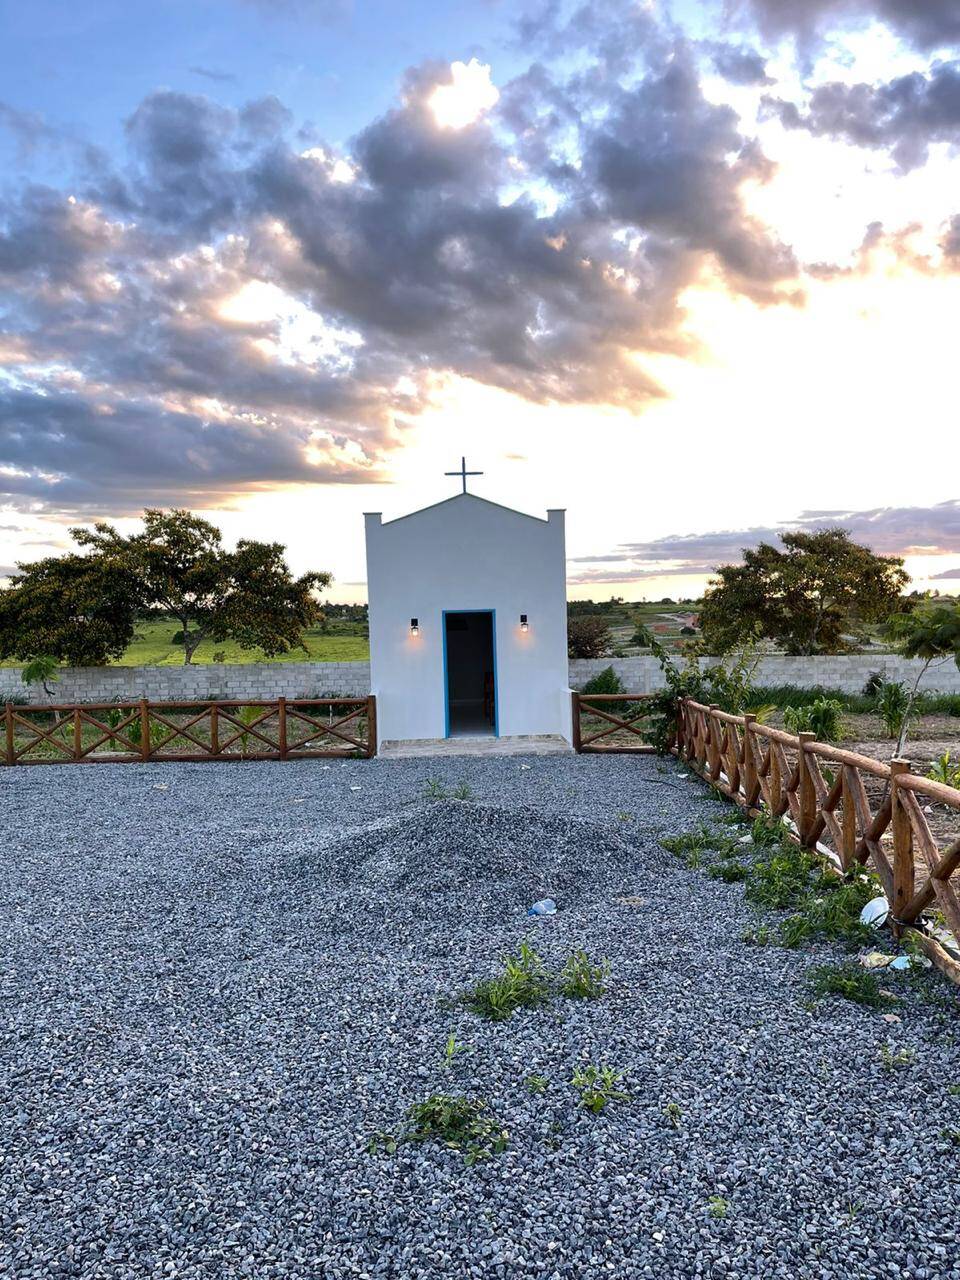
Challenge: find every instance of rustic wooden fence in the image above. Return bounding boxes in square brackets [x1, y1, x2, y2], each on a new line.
[571, 692, 656, 753]
[677, 697, 960, 981]
[3, 696, 377, 765]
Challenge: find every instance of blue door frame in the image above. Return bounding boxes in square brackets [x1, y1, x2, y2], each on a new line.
[441, 609, 499, 738]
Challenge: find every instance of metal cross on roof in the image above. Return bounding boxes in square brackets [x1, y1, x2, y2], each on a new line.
[445, 456, 483, 494]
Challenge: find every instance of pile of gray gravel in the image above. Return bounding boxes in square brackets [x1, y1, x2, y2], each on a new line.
[2, 753, 960, 1279]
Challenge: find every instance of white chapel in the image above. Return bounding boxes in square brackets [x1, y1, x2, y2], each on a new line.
[364, 462, 572, 751]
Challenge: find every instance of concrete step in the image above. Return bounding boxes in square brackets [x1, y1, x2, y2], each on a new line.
[378, 734, 572, 759]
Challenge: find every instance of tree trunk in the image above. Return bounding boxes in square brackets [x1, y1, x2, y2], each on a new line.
[182, 622, 202, 665]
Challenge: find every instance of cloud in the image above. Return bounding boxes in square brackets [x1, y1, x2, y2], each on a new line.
[0, 24, 800, 514]
[189, 67, 239, 84]
[708, 43, 774, 85]
[569, 501, 960, 584]
[763, 61, 960, 171]
[726, 1, 960, 53]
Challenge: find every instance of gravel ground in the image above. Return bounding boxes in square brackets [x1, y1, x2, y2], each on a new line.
[3, 754, 960, 1280]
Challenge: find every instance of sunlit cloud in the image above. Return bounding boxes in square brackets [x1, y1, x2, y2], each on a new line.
[429, 59, 499, 130]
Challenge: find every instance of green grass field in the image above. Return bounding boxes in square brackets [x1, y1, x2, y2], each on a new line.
[109, 619, 370, 666]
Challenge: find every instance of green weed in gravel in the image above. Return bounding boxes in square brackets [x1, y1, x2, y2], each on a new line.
[708, 860, 749, 883]
[526, 1074, 550, 1095]
[462, 942, 551, 1021]
[805, 962, 892, 1008]
[462, 944, 610, 1020]
[559, 950, 609, 999]
[571, 1065, 629, 1113]
[879, 1044, 916, 1070]
[367, 1094, 509, 1166]
[745, 842, 818, 910]
[662, 1101, 682, 1128]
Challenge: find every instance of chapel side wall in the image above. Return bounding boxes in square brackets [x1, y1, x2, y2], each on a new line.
[364, 501, 571, 744]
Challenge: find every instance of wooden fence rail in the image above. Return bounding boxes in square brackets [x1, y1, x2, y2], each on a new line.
[3, 696, 377, 765]
[677, 697, 960, 982]
[571, 691, 657, 754]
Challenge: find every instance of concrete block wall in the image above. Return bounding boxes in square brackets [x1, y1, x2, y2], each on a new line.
[0, 662, 372, 705]
[3, 653, 959, 706]
[568, 655, 960, 695]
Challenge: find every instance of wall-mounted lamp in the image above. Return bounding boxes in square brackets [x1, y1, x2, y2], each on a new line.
[410, 617, 419, 636]
[519, 613, 529, 632]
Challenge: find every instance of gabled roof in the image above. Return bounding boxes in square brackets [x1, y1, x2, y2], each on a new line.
[369, 492, 562, 527]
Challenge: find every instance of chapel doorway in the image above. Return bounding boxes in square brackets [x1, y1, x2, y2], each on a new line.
[444, 611, 497, 737]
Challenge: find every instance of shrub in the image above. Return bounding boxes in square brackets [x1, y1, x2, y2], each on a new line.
[862, 671, 885, 697]
[581, 665, 623, 698]
[568, 616, 612, 659]
[783, 697, 845, 742]
[928, 752, 960, 788]
[875, 680, 909, 739]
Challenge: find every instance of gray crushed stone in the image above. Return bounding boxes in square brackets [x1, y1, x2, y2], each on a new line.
[2, 753, 960, 1279]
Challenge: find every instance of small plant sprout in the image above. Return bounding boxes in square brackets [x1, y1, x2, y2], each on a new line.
[442, 1032, 469, 1069]
[570, 1065, 629, 1114]
[879, 1044, 916, 1071]
[559, 950, 610, 1000]
[525, 1073, 550, 1095]
[422, 778, 447, 799]
[451, 782, 473, 801]
[367, 1094, 508, 1166]
[741, 920, 771, 947]
[707, 1195, 729, 1220]
[662, 1101, 682, 1128]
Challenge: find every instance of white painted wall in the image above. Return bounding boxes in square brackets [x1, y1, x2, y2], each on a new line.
[365, 495, 571, 745]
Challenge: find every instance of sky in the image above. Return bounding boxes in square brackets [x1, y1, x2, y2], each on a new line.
[1, 0, 959, 603]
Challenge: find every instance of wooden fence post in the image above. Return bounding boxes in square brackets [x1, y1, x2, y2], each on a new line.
[73, 707, 83, 761]
[742, 713, 757, 807]
[139, 698, 150, 762]
[707, 705, 721, 780]
[366, 695, 377, 758]
[675, 698, 686, 758]
[571, 692, 582, 753]
[891, 758, 913, 932]
[797, 731, 817, 846]
[278, 696, 288, 760]
[5, 702, 14, 767]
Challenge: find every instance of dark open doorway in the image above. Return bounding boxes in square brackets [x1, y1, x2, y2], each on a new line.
[443, 610, 497, 737]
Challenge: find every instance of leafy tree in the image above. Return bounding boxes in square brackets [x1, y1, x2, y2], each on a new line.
[884, 598, 960, 755]
[0, 509, 330, 667]
[0, 550, 141, 666]
[74, 509, 331, 664]
[21, 655, 60, 696]
[699, 529, 908, 656]
[567, 615, 611, 659]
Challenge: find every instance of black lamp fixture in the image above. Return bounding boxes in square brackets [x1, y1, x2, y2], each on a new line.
[520, 613, 529, 632]
[410, 617, 419, 636]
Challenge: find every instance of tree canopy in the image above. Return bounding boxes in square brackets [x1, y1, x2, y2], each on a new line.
[0, 508, 331, 666]
[698, 529, 908, 656]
